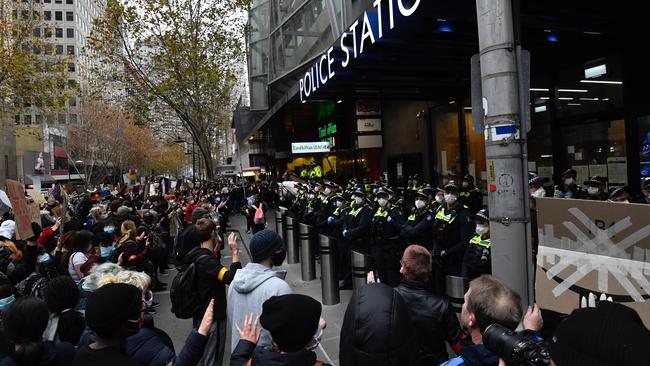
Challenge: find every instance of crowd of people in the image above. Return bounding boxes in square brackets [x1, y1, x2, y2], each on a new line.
[0, 173, 648, 366]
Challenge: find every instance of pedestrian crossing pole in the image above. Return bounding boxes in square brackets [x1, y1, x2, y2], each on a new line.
[475, 0, 534, 305]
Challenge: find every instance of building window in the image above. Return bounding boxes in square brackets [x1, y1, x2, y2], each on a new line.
[55, 11, 62, 21]
[69, 114, 77, 124]
[66, 28, 74, 38]
[55, 45, 63, 54]
[55, 28, 63, 38]
[44, 27, 52, 38]
[68, 62, 75, 72]
[35, 115, 43, 124]
[57, 113, 66, 124]
[67, 45, 75, 55]
[66, 0, 73, 4]
[68, 79, 77, 88]
[69, 96, 76, 106]
[55, 0, 62, 3]
[24, 115, 32, 125]
[66, 12, 73, 21]
[44, 11, 51, 20]
[33, 27, 41, 37]
[14, 115, 20, 125]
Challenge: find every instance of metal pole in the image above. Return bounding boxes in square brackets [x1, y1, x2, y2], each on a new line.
[475, 0, 533, 304]
[192, 140, 196, 186]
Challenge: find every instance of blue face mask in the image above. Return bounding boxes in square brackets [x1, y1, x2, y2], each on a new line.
[0, 295, 15, 311]
[38, 253, 52, 264]
[104, 226, 115, 234]
[100, 245, 116, 258]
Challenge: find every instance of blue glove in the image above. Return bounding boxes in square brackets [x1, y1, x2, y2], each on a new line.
[342, 229, 348, 238]
[327, 216, 334, 224]
[387, 216, 393, 223]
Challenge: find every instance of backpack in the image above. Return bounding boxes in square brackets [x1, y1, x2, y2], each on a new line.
[170, 254, 210, 319]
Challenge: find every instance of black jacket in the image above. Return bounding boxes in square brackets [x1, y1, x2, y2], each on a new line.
[394, 280, 461, 365]
[432, 205, 474, 260]
[183, 247, 241, 320]
[230, 340, 331, 366]
[401, 208, 434, 249]
[340, 283, 417, 366]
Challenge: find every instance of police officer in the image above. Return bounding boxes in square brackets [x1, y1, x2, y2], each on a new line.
[641, 178, 650, 204]
[309, 160, 323, 179]
[323, 194, 349, 236]
[431, 181, 474, 296]
[339, 188, 373, 289]
[431, 189, 445, 212]
[400, 188, 434, 249]
[608, 186, 632, 203]
[554, 169, 586, 199]
[462, 209, 491, 281]
[584, 176, 608, 201]
[315, 181, 337, 229]
[459, 174, 482, 214]
[371, 187, 405, 286]
[289, 183, 307, 218]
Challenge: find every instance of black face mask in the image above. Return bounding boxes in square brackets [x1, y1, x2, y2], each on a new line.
[271, 250, 286, 267]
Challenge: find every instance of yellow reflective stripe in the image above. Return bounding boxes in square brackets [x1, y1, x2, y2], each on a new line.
[459, 191, 470, 197]
[374, 208, 388, 217]
[435, 208, 456, 223]
[349, 207, 363, 217]
[217, 267, 228, 282]
[469, 235, 491, 248]
[407, 214, 416, 221]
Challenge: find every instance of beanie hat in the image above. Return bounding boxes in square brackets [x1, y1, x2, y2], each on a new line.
[86, 283, 142, 338]
[191, 207, 209, 223]
[550, 302, 650, 366]
[260, 294, 321, 352]
[0, 220, 16, 240]
[249, 229, 283, 263]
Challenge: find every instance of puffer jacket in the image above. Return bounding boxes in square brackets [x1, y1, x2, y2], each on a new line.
[339, 283, 417, 366]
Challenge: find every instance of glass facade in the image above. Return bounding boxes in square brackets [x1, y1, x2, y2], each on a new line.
[248, 0, 270, 111]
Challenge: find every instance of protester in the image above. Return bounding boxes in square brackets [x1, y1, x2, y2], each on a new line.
[230, 294, 330, 366]
[339, 283, 416, 366]
[68, 230, 95, 283]
[175, 207, 208, 263]
[394, 245, 461, 365]
[228, 229, 291, 351]
[43, 276, 85, 344]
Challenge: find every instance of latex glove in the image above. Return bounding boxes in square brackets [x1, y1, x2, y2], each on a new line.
[387, 216, 393, 223]
[327, 216, 334, 224]
[342, 229, 348, 238]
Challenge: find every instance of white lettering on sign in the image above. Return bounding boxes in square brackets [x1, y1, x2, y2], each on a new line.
[299, 0, 422, 101]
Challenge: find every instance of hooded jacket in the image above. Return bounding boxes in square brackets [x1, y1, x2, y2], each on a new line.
[339, 283, 417, 366]
[227, 263, 291, 351]
[229, 340, 331, 366]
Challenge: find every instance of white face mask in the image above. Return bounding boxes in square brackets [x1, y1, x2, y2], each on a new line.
[435, 195, 444, 204]
[308, 194, 315, 199]
[462, 181, 470, 188]
[377, 198, 388, 207]
[415, 200, 426, 209]
[531, 188, 546, 198]
[355, 197, 364, 205]
[336, 201, 344, 208]
[476, 224, 489, 235]
[444, 194, 457, 204]
[324, 188, 332, 195]
[587, 187, 599, 196]
[373, 188, 379, 194]
[564, 178, 575, 186]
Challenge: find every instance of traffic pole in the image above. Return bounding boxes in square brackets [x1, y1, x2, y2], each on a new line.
[475, 0, 534, 305]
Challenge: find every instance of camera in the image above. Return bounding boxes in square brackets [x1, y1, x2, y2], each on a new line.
[483, 324, 550, 366]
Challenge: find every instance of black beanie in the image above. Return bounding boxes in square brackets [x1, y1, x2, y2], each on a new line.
[86, 283, 142, 338]
[260, 294, 321, 352]
[250, 229, 283, 263]
[44, 276, 80, 314]
[550, 302, 650, 366]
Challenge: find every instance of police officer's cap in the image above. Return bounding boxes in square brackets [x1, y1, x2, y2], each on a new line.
[352, 188, 365, 197]
[463, 174, 475, 182]
[415, 189, 430, 199]
[443, 181, 461, 192]
[608, 186, 630, 200]
[642, 178, 650, 191]
[584, 176, 607, 187]
[561, 169, 577, 178]
[323, 181, 335, 188]
[473, 209, 489, 223]
[528, 173, 549, 188]
[412, 174, 422, 181]
[376, 187, 391, 197]
[331, 194, 345, 202]
[421, 184, 435, 195]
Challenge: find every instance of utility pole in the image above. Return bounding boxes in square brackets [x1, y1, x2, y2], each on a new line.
[475, 0, 534, 304]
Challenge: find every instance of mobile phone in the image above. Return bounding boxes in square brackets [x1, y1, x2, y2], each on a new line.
[275, 270, 288, 280]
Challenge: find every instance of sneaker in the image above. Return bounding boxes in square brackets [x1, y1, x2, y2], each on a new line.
[150, 301, 160, 309]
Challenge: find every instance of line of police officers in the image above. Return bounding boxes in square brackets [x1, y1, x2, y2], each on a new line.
[287, 174, 490, 295]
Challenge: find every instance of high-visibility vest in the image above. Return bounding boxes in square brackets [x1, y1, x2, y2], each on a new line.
[469, 234, 491, 248]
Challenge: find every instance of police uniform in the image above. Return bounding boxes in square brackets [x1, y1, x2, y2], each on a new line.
[554, 169, 586, 199]
[459, 175, 482, 214]
[462, 209, 491, 280]
[339, 189, 373, 288]
[400, 189, 434, 249]
[371, 188, 405, 287]
[583, 176, 608, 201]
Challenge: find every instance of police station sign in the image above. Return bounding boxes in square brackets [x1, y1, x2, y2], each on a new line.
[291, 142, 331, 154]
[299, 0, 422, 101]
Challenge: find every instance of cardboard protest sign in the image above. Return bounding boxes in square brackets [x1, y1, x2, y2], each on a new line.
[5, 180, 33, 240]
[27, 189, 46, 205]
[28, 202, 41, 226]
[535, 198, 650, 327]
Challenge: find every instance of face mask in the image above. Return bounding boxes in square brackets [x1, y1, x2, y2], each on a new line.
[435, 195, 444, 204]
[531, 188, 546, 198]
[476, 224, 489, 235]
[100, 245, 116, 258]
[336, 201, 343, 208]
[373, 188, 379, 194]
[271, 250, 286, 267]
[308, 194, 315, 199]
[415, 200, 426, 209]
[0, 295, 15, 311]
[355, 197, 364, 205]
[104, 226, 115, 234]
[587, 187, 600, 196]
[37, 253, 52, 264]
[444, 194, 457, 204]
[377, 198, 388, 207]
[564, 178, 575, 186]
[324, 188, 332, 195]
[462, 181, 470, 188]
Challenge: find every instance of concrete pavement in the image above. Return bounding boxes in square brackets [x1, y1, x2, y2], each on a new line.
[152, 210, 351, 365]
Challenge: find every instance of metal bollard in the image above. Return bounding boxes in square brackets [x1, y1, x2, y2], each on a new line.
[275, 210, 284, 240]
[446, 275, 467, 313]
[298, 223, 316, 281]
[278, 206, 288, 241]
[351, 249, 371, 290]
[319, 234, 340, 305]
[285, 216, 299, 264]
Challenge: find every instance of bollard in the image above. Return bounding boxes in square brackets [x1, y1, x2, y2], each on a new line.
[351, 249, 371, 290]
[298, 223, 316, 281]
[278, 206, 288, 241]
[275, 210, 284, 241]
[285, 216, 299, 264]
[319, 234, 340, 305]
[446, 275, 467, 313]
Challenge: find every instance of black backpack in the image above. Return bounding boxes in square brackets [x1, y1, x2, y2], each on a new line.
[170, 254, 210, 319]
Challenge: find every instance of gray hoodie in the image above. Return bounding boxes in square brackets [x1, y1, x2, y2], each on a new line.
[227, 262, 292, 351]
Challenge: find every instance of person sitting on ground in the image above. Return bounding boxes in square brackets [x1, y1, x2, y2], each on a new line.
[339, 283, 416, 366]
[77, 262, 124, 312]
[183, 218, 241, 366]
[43, 276, 85, 345]
[394, 245, 461, 365]
[0, 273, 15, 357]
[68, 230, 95, 283]
[228, 229, 291, 351]
[0, 297, 76, 366]
[230, 294, 330, 366]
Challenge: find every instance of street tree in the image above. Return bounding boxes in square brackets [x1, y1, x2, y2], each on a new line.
[89, 0, 250, 180]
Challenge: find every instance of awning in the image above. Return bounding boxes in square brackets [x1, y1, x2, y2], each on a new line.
[53, 147, 68, 158]
[24, 174, 56, 184]
[53, 174, 85, 181]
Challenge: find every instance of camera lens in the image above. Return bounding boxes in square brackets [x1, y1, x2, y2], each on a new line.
[484, 323, 521, 361]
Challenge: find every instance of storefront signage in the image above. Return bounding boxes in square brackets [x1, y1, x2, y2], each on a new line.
[292, 142, 331, 154]
[357, 118, 382, 132]
[299, 0, 422, 101]
[318, 122, 337, 138]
